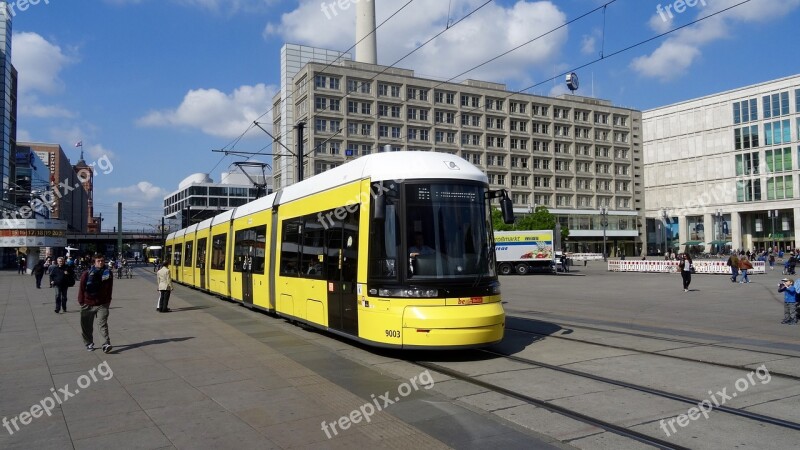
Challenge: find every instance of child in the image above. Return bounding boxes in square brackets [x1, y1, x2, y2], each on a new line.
[778, 278, 797, 324]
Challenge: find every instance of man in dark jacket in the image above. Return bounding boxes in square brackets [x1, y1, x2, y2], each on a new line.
[32, 260, 46, 288]
[78, 254, 114, 353]
[49, 257, 74, 313]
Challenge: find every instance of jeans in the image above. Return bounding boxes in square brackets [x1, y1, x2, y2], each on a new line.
[81, 304, 110, 346]
[681, 271, 691, 290]
[784, 302, 797, 322]
[739, 270, 750, 283]
[35, 274, 43, 288]
[55, 286, 68, 312]
[730, 267, 739, 281]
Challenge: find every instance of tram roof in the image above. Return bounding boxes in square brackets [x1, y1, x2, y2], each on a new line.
[210, 208, 236, 226]
[232, 193, 278, 220]
[279, 151, 488, 205]
[196, 217, 214, 232]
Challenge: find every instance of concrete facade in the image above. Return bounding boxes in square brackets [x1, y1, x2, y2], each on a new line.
[644, 74, 800, 255]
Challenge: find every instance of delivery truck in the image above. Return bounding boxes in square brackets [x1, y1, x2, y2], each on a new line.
[495, 230, 556, 275]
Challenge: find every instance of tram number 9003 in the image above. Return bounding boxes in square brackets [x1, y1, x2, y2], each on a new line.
[385, 330, 400, 338]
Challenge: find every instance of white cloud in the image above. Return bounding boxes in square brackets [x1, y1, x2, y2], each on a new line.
[12, 32, 73, 95]
[108, 181, 168, 201]
[580, 34, 596, 55]
[20, 99, 76, 119]
[11, 32, 77, 119]
[634, 0, 800, 80]
[137, 84, 277, 138]
[265, 0, 568, 84]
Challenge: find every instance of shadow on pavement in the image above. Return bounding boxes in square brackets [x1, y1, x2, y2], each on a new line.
[110, 337, 195, 353]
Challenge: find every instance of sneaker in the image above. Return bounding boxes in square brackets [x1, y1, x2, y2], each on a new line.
[86, 343, 95, 351]
[54, 309, 59, 313]
[102, 343, 112, 353]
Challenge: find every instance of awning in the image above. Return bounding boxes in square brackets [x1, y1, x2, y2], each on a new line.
[682, 241, 705, 246]
[708, 240, 730, 246]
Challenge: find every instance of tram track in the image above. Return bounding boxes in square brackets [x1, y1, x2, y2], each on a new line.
[507, 312, 800, 361]
[412, 348, 800, 450]
[503, 319, 800, 382]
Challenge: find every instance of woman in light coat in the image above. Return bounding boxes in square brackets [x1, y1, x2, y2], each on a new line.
[156, 260, 173, 312]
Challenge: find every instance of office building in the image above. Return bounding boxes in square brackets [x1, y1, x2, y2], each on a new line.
[163, 168, 272, 226]
[643, 74, 800, 254]
[272, 59, 645, 255]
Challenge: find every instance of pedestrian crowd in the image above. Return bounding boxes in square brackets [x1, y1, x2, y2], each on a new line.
[19, 251, 174, 354]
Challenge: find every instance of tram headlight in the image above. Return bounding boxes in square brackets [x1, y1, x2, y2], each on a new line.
[378, 288, 439, 298]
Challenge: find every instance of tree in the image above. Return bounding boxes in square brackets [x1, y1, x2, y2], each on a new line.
[491, 205, 569, 234]
[491, 208, 513, 231]
[517, 205, 556, 230]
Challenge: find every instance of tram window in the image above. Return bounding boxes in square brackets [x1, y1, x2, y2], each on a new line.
[280, 220, 302, 276]
[196, 238, 207, 268]
[174, 244, 182, 266]
[369, 202, 400, 280]
[211, 233, 226, 270]
[302, 220, 325, 279]
[184, 241, 193, 267]
[233, 226, 266, 274]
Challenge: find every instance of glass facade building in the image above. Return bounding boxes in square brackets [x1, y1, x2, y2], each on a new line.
[644, 74, 800, 255]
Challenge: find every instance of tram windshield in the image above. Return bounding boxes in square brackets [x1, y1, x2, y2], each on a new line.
[369, 181, 496, 283]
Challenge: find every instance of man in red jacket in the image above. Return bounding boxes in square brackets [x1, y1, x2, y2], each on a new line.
[78, 254, 114, 353]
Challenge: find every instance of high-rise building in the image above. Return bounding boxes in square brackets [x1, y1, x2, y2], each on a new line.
[0, 3, 11, 201]
[274, 44, 351, 189]
[643, 74, 800, 254]
[16, 142, 89, 232]
[272, 60, 645, 255]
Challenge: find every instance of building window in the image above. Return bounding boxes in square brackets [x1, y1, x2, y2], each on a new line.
[766, 175, 793, 200]
[765, 147, 792, 173]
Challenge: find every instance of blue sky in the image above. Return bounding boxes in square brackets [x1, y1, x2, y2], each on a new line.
[11, 0, 800, 230]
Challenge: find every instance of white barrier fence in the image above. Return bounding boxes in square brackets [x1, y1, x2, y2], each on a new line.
[607, 260, 766, 275]
[568, 253, 604, 261]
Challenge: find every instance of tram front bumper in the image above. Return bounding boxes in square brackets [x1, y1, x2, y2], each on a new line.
[401, 303, 505, 348]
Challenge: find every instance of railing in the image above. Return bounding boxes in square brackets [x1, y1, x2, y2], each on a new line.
[607, 260, 765, 274]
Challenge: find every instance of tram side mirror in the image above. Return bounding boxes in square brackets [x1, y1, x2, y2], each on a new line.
[500, 193, 515, 224]
[373, 192, 385, 221]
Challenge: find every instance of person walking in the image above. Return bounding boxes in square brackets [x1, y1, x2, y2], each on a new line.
[156, 260, 173, 312]
[32, 260, 46, 289]
[769, 253, 776, 271]
[738, 256, 753, 283]
[778, 278, 797, 324]
[49, 257, 75, 313]
[77, 254, 114, 353]
[727, 253, 740, 283]
[17, 254, 26, 274]
[678, 253, 693, 292]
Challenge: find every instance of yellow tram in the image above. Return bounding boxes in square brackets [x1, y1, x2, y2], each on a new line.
[165, 152, 511, 349]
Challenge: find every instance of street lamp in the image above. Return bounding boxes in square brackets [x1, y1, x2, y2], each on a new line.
[600, 207, 609, 261]
[715, 209, 723, 254]
[768, 209, 779, 251]
[661, 209, 670, 256]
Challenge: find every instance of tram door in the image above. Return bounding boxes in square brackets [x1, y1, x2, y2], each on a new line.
[326, 207, 359, 335]
[241, 249, 254, 305]
[197, 238, 207, 291]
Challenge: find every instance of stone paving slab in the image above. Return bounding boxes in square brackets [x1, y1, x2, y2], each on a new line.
[0, 268, 555, 449]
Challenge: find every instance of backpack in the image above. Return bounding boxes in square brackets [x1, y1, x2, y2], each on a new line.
[66, 269, 75, 287]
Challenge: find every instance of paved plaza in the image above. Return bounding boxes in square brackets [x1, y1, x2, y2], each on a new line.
[0, 268, 557, 450]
